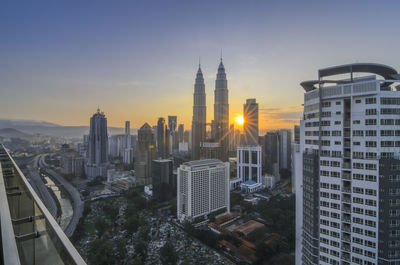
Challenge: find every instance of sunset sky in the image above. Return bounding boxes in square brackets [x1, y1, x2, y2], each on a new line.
[1, 0, 400, 133]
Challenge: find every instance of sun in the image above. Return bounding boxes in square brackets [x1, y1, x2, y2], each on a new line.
[235, 115, 244, 126]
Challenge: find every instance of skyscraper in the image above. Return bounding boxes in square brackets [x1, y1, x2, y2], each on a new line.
[243, 98, 259, 146]
[157, 117, 168, 158]
[123, 120, 133, 164]
[168, 116, 178, 153]
[168, 116, 177, 132]
[213, 58, 229, 161]
[178, 124, 184, 142]
[125, 121, 130, 135]
[191, 64, 206, 160]
[135, 123, 158, 185]
[297, 63, 400, 265]
[86, 108, 109, 178]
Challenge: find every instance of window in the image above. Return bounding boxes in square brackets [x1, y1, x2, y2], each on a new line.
[355, 99, 361, 103]
[353, 174, 364, 180]
[365, 109, 377, 115]
[334, 121, 341, 125]
[365, 164, 376, 170]
[381, 97, 400, 105]
[365, 119, 377, 125]
[365, 152, 376, 159]
[321, 101, 331, 107]
[353, 130, 364, 137]
[381, 141, 394, 147]
[353, 120, 361, 124]
[381, 119, 395, 125]
[366, 97, 376, 104]
[381, 130, 394, 136]
[366, 130, 377, 136]
[381, 108, 400, 115]
[366, 141, 377, 147]
[336, 101, 341, 105]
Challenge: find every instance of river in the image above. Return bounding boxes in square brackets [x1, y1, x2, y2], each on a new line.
[43, 174, 74, 230]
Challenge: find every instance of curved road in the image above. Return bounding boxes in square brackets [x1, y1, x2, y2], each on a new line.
[27, 169, 58, 218]
[38, 155, 84, 237]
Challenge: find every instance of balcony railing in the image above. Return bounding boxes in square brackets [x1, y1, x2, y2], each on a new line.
[0, 145, 86, 265]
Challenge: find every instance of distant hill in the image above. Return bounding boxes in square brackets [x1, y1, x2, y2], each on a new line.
[0, 128, 32, 138]
[0, 119, 60, 128]
[0, 119, 136, 138]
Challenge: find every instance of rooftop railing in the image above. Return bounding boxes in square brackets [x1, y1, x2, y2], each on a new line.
[0, 145, 86, 265]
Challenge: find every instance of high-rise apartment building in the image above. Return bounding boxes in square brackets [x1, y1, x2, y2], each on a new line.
[297, 63, 400, 265]
[157, 117, 168, 158]
[243, 98, 259, 146]
[192, 65, 207, 160]
[135, 123, 158, 185]
[123, 120, 134, 164]
[177, 159, 230, 222]
[86, 108, 109, 178]
[213, 59, 229, 162]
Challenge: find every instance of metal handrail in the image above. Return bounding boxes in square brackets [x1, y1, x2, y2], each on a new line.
[0, 162, 21, 265]
[0, 145, 86, 265]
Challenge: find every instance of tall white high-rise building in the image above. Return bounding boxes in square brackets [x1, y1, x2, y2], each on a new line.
[86, 108, 109, 178]
[297, 63, 400, 265]
[177, 159, 230, 222]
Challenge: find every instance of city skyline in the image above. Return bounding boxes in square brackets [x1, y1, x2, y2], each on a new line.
[2, 1, 400, 130]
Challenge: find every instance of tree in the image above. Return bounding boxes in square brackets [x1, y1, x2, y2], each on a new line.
[271, 253, 294, 265]
[160, 241, 178, 265]
[87, 239, 115, 265]
[254, 242, 275, 264]
[134, 240, 148, 262]
[125, 216, 140, 234]
[94, 218, 108, 237]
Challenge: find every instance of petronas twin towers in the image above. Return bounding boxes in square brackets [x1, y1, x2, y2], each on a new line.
[191, 58, 229, 161]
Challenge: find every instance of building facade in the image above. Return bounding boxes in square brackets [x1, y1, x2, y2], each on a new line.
[86, 108, 109, 178]
[135, 123, 158, 185]
[152, 159, 175, 201]
[177, 159, 230, 222]
[243, 98, 259, 146]
[213, 59, 229, 162]
[191, 66, 207, 160]
[237, 146, 262, 192]
[297, 63, 400, 265]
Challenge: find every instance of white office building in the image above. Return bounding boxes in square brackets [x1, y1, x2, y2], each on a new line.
[297, 63, 400, 265]
[236, 146, 262, 192]
[177, 159, 230, 222]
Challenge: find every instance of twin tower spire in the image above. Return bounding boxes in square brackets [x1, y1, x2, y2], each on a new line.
[191, 58, 229, 161]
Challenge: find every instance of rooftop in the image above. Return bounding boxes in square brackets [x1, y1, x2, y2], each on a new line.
[182, 159, 224, 168]
[301, 63, 399, 91]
